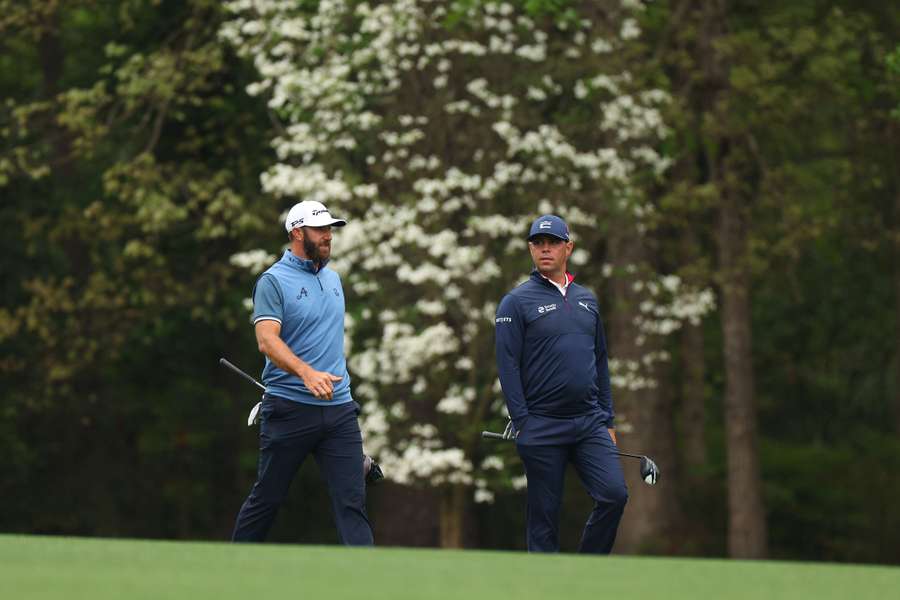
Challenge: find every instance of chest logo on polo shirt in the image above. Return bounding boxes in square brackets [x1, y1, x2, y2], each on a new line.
[296, 287, 308, 300]
[537, 303, 557, 314]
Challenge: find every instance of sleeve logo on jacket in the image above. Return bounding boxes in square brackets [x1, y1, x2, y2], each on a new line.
[496, 316, 512, 324]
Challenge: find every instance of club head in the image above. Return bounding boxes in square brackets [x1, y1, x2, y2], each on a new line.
[640, 456, 660, 485]
[364, 455, 385, 486]
[247, 401, 261, 427]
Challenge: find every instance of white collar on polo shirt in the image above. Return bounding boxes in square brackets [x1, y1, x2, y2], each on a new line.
[542, 273, 570, 297]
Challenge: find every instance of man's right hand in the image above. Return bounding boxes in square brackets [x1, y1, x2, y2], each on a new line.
[300, 367, 343, 400]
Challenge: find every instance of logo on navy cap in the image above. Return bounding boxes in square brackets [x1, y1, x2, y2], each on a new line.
[528, 214, 570, 241]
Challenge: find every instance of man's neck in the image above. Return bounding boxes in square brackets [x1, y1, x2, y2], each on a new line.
[290, 246, 322, 271]
[541, 270, 566, 287]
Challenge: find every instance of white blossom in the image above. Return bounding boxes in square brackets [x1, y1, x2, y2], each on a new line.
[221, 0, 673, 494]
[229, 249, 276, 274]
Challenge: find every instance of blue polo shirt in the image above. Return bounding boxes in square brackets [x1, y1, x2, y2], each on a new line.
[252, 249, 352, 406]
[495, 270, 614, 429]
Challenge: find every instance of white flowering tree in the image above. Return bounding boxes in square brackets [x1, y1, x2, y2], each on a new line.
[221, 0, 709, 547]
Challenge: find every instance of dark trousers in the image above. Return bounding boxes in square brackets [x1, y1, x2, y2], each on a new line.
[515, 412, 627, 553]
[232, 395, 373, 545]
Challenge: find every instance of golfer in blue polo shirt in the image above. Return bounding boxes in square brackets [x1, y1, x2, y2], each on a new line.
[232, 200, 373, 545]
[495, 214, 627, 553]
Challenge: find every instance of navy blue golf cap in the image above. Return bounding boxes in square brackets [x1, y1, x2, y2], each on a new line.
[527, 214, 570, 241]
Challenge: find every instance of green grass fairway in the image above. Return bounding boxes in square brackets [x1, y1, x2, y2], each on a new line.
[2, 535, 898, 600]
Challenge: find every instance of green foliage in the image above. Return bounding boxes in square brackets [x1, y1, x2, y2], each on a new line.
[888, 46, 900, 119]
[763, 434, 900, 563]
[644, 0, 900, 562]
[0, 0, 899, 562]
[0, 0, 280, 540]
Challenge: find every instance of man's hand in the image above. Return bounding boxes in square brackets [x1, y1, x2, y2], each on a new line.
[300, 367, 343, 400]
[502, 419, 518, 440]
[608, 428, 617, 445]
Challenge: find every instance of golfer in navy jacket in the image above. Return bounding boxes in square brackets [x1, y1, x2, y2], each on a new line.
[232, 200, 373, 545]
[495, 214, 627, 553]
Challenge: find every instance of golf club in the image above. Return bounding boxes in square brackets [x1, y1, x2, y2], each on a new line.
[218, 357, 385, 485]
[219, 357, 264, 426]
[481, 429, 660, 486]
[220, 357, 266, 392]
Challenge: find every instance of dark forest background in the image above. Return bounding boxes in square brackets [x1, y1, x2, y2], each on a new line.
[1, 0, 898, 564]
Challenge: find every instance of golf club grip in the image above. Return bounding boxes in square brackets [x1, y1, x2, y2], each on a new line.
[219, 357, 266, 392]
[481, 431, 506, 440]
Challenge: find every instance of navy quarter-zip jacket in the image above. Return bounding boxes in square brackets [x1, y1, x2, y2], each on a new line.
[495, 270, 614, 430]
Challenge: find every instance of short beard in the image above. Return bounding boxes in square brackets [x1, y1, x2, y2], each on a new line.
[303, 234, 328, 265]
[303, 235, 320, 262]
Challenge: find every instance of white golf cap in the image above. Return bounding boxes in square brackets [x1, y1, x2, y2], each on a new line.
[284, 200, 347, 232]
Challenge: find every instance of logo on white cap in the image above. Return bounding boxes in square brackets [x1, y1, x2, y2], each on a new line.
[284, 201, 347, 232]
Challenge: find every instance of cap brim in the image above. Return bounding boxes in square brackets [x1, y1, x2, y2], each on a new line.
[288, 217, 347, 229]
[527, 232, 568, 241]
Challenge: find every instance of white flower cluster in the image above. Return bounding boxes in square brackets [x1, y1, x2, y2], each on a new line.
[603, 270, 716, 391]
[229, 248, 276, 274]
[221, 0, 663, 492]
[436, 384, 476, 415]
[609, 357, 658, 391]
[632, 274, 716, 343]
[350, 321, 459, 385]
[380, 444, 474, 487]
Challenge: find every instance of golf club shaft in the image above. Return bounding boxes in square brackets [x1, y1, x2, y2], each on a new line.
[219, 357, 266, 392]
[616, 451, 645, 460]
[480, 430, 646, 460]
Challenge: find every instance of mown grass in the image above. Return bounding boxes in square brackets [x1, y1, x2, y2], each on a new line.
[2, 534, 898, 600]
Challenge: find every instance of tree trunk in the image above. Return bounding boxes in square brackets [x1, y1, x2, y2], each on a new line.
[681, 321, 707, 469]
[606, 224, 678, 554]
[680, 232, 708, 471]
[895, 187, 900, 435]
[716, 190, 768, 558]
[439, 484, 465, 548]
[371, 484, 440, 547]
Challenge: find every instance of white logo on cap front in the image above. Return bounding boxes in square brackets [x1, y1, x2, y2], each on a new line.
[539, 221, 551, 229]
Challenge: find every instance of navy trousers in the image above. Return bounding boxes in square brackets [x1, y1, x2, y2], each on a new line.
[232, 395, 373, 545]
[515, 411, 628, 553]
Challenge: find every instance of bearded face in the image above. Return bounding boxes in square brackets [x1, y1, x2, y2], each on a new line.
[299, 226, 332, 265]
